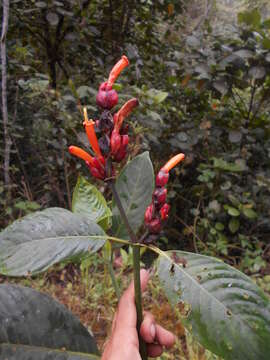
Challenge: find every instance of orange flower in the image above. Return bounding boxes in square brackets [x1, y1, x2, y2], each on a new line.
[107, 55, 129, 87]
[69, 146, 94, 166]
[162, 153, 185, 172]
[83, 108, 102, 158]
[69, 108, 105, 179]
[156, 153, 185, 187]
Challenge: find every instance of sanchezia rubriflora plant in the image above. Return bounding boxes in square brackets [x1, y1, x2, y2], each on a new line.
[0, 56, 270, 360]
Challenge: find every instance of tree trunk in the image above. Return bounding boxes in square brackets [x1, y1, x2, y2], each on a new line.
[1, 0, 11, 190]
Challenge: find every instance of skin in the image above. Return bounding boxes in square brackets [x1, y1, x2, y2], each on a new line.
[102, 269, 175, 360]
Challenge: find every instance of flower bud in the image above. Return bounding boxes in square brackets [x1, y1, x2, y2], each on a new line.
[153, 187, 167, 206]
[92, 156, 105, 173]
[110, 129, 121, 155]
[121, 134, 129, 147]
[156, 169, 169, 187]
[96, 82, 118, 110]
[160, 203, 170, 221]
[144, 204, 154, 224]
[99, 110, 114, 133]
[148, 218, 162, 233]
[99, 135, 111, 156]
[86, 161, 105, 180]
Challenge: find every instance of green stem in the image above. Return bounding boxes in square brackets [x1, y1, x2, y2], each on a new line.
[133, 245, 148, 360]
[108, 247, 120, 301]
[109, 179, 148, 360]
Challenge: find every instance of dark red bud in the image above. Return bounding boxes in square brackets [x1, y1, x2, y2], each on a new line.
[92, 156, 105, 172]
[86, 161, 105, 180]
[113, 146, 127, 162]
[153, 187, 167, 206]
[144, 204, 154, 224]
[122, 134, 129, 147]
[90, 166, 104, 180]
[110, 129, 121, 155]
[99, 110, 114, 133]
[99, 135, 111, 156]
[148, 218, 162, 233]
[156, 169, 169, 187]
[160, 203, 170, 221]
[96, 82, 118, 109]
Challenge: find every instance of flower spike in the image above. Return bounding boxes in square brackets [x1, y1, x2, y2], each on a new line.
[107, 55, 129, 87]
[83, 107, 102, 158]
[162, 153, 185, 172]
[69, 146, 95, 166]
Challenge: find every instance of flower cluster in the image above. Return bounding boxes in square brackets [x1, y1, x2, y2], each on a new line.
[69, 56, 138, 180]
[144, 154, 185, 240]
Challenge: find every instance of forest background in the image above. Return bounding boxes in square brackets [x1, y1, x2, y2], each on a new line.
[1, 0, 270, 357]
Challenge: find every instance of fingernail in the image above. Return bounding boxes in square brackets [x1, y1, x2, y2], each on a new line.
[150, 324, 156, 340]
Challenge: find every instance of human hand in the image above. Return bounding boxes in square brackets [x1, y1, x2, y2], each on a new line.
[101, 269, 175, 360]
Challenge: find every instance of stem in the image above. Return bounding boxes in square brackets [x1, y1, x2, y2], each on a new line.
[108, 247, 120, 301]
[133, 245, 148, 360]
[109, 176, 147, 360]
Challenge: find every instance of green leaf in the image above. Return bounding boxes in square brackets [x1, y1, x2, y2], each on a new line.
[262, 38, 270, 50]
[229, 218, 240, 233]
[243, 207, 258, 219]
[248, 66, 266, 80]
[72, 175, 112, 230]
[46, 12, 59, 26]
[35, 1, 47, 8]
[225, 206, 240, 217]
[0, 345, 100, 360]
[0, 284, 99, 357]
[212, 157, 244, 172]
[112, 152, 154, 240]
[234, 50, 254, 59]
[215, 222, 224, 231]
[0, 208, 106, 276]
[238, 10, 261, 28]
[147, 89, 168, 104]
[157, 250, 270, 360]
[153, 91, 168, 104]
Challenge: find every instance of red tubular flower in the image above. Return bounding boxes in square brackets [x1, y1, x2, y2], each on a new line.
[156, 169, 169, 187]
[144, 204, 154, 224]
[110, 129, 122, 155]
[156, 153, 185, 187]
[96, 82, 118, 110]
[114, 98, 139, 132]
[69, 146, 95, 166]
[107, 55, 129, 87]
[160, 203, 170, 221]
[161, 153, 185, 172]
[83, 108, 102, 159]
[96, 56, 129, 110]
[153, 188, 167, 206]
[69, 109, 106, 180]
[144, 153, 185, 238]
[148, 219, 162, 234]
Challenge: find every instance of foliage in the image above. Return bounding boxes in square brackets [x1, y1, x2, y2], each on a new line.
[0, 283, 99, 359]
[1, 2, 270, 359]
[158, 8, 270, 273]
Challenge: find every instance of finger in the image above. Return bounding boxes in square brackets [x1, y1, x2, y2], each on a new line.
[140, 312, 155, 343]
[147, 343, 163, 357]
[115, 269, 150, 329]
[155, 324, 175, 348]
